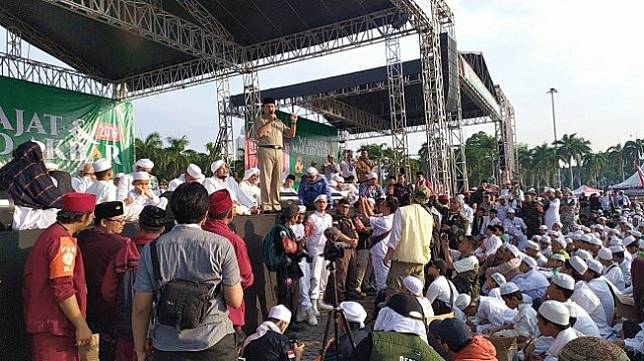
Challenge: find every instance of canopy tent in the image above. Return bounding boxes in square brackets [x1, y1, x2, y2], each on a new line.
[573, 185, 602, 197]
[609, 167, 644, 190]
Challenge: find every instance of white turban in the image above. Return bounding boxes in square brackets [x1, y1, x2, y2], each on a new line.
[211, 160, 225, 174]
[136, 158, 154, 169]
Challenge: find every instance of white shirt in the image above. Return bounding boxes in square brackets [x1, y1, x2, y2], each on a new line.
[462, 205, 474, 236]
[572, 281, 614, 338]
[488, 287, 502, 300]
[369, 214, 394, 258]
[425, 275, 458, 305]
[587, 277, 616, 322]
[620, 258, 632, 286]
[168, 175, 185, 191]
[475, 235, 503, 259]
[565, 300, 600, 337]
[513, 303, 539, 338]
[127, 190, 160, 207]
[417, 297, 434, 320]
[496, 204, 510, 222]
[280, 186, 296, 193]
[203, 176, 256, 209]
[545, 327, 578, 361]
[603, 263, 626, 291]
[476, 296, 516, 330]
[290, 223, 305, 241]
[306, 211, 333, 253]
[71, 176, 93, 192]
[484, 216, 503, 229]
[503, 217, 527, 238]
[239, 181, 260, 207]
[453, 253, 479, 274]
[116, 174, 133, 200]
[86, 179, 117, 204]
[512, 269, 550, 300]
[544, 198, 561, 229]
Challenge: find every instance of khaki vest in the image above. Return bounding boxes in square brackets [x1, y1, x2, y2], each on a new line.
[394, 204, 433, 264]
[370, 331, 444, 361]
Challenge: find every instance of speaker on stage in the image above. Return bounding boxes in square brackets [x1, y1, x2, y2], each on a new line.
[0, 191, 15, 231]
[440, 32, 460, 113]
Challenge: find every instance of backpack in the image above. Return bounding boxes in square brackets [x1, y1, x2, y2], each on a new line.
[262, 224, 290, 272]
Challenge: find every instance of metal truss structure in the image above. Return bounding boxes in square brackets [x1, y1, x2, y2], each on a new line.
[5, 26, 21, 57]
[385, 35, 410, 178]
[214, 78, 234, 165]
[449, 97, 469, 193]
[242, 70, 261, 140]
[495, 85, 518, 182]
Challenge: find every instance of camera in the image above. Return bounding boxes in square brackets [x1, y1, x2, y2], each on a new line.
[323, 241, 345, 261]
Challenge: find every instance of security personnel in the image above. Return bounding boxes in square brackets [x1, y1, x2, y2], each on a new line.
[23, 193, 97, 360]
[254, 97, 298, 213]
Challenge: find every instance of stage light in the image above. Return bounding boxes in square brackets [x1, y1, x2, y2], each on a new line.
[391, 12, 409, 30]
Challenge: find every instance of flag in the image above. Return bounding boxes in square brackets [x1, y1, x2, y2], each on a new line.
[636, 163, 644, 188]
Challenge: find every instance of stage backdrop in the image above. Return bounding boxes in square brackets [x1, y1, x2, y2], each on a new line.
[0, 76, 135, 173]
[245, 110, 338, 182]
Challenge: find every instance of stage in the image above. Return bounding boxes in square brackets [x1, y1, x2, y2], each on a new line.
[0, 213, 280, 361]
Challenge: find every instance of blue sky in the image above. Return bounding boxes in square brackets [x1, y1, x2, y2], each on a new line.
[3, 0, 643, 154]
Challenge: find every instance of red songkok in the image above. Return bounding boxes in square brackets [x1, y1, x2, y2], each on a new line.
[209, 189, 233, 214]
[62, 193, 96, 213]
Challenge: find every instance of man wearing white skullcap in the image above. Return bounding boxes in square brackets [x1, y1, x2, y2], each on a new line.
[125, 171, 167, 210]
[202, 160, 257, 215]
[403, 275, 434, 323]
[525, 240, 548, 266]
[305, 193, 333, 316]
[168, 163, 204, 192]
[86, 158, 117, 204]
[582, 258, 616, 325]
[116, 158, 160, 200]
[460, 293, 516, 333]
[486, 272, 506, 300]
[71, 162, 96, 192]
[597, 247, 626, 290]
[297, 167, 333, 210]
[512, 256, 549, 300]
[495, 283, 539, 342]
[323, 301, 370, 360]
[537, 300, 577, 361]
[546, 273, 600, 337]
[502, 208, 528, 249]
[610, 245, 632, 288]
[243, 305, 305, 361]
[237, 168, 262, 208]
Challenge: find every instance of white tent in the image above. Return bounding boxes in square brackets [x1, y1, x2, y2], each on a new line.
[573, 185, 602, 196]
[610, 167, 644, 191]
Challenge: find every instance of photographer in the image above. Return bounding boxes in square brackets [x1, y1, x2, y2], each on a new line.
[242, 305, 305, 361]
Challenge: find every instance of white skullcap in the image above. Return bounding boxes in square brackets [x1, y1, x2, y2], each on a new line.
[210, 160, 225, 173]
[539, 300, 570, 326]
[500, 282, 520, 296]
[132, 171, 149, 181]
[609, 239, 623, 248]
[507, 208, 516, 214]
[592, 224, 604, 230]
[539, 225, 549, 230]
[554, 237, 567, 248]
[526, 241, 540, 251]
[242, 167, 258, 181]
[575, 249, 593, 261]
[624, 236, 637, 247]
[550, 253, 565, 263]
[454, 294, 472, 310]
[589, 237, 603, 246]
[403, 276, 424, 297]
[187, 164, 203, 178]
[491, 272, 506, 286]
[306, 167, 319, 176]
[268, 305, 292, 323]
[44, 162, 58, 171]
[505, 244, 520, 258]
[522, 294, 533, 305]
[569, 256, 588, 275]
[587, 259, 603, 274]
[329, 180, 337, 188]
[598, 247, 613, 261]
[610, 245, 625, 254]
[552, 273, 575, 291]
[115, 172, 125, 178]
[339, 301, 367, 328]
[93, 158, 112, 173]
[135, 158, 154, 169]
[540, 236, 551, 244]
[367, 171, 378, 180]
[333, 175, 344, 183]
[580, 234, 592, 243]
[298, 206, 306, 213]
[565, 238, 573, 245]
[531, 235, 542, 241]
[522, 256, 537, 269]
[314, 194, 328, 203]
[367, 197, 376, 205]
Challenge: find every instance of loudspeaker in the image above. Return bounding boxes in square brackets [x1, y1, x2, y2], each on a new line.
[0, 191, 15, 231]
[440, 32, 460, 113]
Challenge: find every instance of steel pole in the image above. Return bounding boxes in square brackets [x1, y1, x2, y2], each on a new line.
[548, 88, 561, 189]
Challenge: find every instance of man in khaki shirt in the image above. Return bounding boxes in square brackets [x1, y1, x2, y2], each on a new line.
[254, 97, 297, 212]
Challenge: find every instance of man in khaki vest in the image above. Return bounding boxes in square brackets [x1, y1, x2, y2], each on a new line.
[254, 97, 298, 213]
[383, 186, 434, 297]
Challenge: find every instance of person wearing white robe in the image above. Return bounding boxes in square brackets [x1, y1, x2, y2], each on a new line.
[168, 164, 204, 191]
[538, 300, 578, 361]
[203, 160, 257, 215]
[584, 259, 616, 324]
[458, 295, 516, 333]
[126, 171, 167, 210]
[116, 158, 160, 200]
[239, 168, 261, 208]
[512, 257, 550, 300]
[525, 240, 548, 266]
[546, 273, 600, 337]
[598, 247, 626, 291]
[71, 162, 95, 192]
[86, 158, 117, 204]
[475, 226, 503, 261]
[543, 189, 561, 229]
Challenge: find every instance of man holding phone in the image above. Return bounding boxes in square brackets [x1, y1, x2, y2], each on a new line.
[242, 305, 305, 361]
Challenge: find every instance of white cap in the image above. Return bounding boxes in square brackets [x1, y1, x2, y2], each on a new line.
[93, 158, 112, 173]
[339, 301, 367, 328]
[587, 259, 603, 274]
[550, 253, 565, 263]
[565, 303, 578, 319]
[454, 294, 472, 310]
[403, 276, 424, 297]
[598, 247, 613, 261]
[314, 194, 328, 203]
[306, 167, 319, 176]
[210, 160, 225, 173]
[624, 235, 637, 247]
[132, 171, 150, 181]
[298, 206, 307, 213]
[268, 305, 292, 324]
[609, 238, 623, 247]
[500, 282, 520, 296]
[505, 244, 520, 258]
[242, 167, 258, 181]
[589, 237, 603, 246]
[135, 158, 154, 169]
[580, 234, 592, 243]
[539, 225, 549, 231]
[187, 164, 203, 178]
[551, 273, 575, 291]
[44, 162, 58, 171]
[526, 241, 540, 251]
[507, 208, 516, 214]
[569, 256, 588, 275]
[539, 300, 570, 326]
[574, 249, 592, 261]
[540, 236, 551, 244]
[491, 272, 506, 286]
[610, 245, 625, 254]
[554, 237, 567, 248]
[522, 256, 537, 269]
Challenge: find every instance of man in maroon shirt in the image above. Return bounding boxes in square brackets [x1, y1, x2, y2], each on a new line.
[203, 189, 255, 340]
[77, 201, 130, 358]
[632, 248, 644, 322]
[23, 193, 96, 360]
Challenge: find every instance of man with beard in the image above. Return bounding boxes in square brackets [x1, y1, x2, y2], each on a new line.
[203, 160, 258, 214]
[521, 190, 545, 237]
[72, 162, 96, 192]
[254, 97, 298, 213]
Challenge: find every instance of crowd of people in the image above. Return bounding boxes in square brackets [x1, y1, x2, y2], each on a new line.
[0, 100, 642, 361]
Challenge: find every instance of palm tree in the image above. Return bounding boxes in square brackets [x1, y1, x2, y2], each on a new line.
[606, 144, 626, 181]
[164, 136, 190, 178]
[624, 139, 644, 167]
[582, 152, 607, 188]
[554, 133, 591, 188]
[531, 143, 557, 190]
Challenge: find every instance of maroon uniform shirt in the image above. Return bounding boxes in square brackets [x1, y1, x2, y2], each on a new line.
[632, 254, 644, 322]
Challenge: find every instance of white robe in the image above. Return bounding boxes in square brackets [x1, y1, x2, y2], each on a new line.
[512, 269, 549, 300]
[127, 190, 167, 210]
[545, 327, 578, 361]
[86, 180, 117, 203]
[565, 300, 600, 337]
[12, 206, 58, 230]
[603, 263, 626, 291]
[587, 277, 616, 322]
[572, 281, 614, 339]
[71, 176, 93, 193]
[544, 198, 561, 229]
[239, 181, 260, 207]
[475, 296, 517, 333]
[168, 175, 185, 191]
[203, 176, 256, 210]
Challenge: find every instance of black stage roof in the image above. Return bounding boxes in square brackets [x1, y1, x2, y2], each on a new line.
[230, 55, 498, 132]
[1, 0, 397, 82]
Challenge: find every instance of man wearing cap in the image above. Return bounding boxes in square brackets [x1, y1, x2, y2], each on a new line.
[254, 97, 298, 213]
[239, 167, 261, 208]
[610, 245, 631, 288]
[203, 160, 257, 214]
[167, 163, 204, 191]
[512, 256, 550, 300]
[403, 275, 434, 323]
[485, 243, 521, 282]
[545, 273, 600, 337]
[71, 162, 96, 192]
[432, 318, 497, 361]
[503, 208, 528, 249]
[116, 158, 159, 200]
[298, 167, 333, 210]
[598, 247, 626, 290]
[281, 174, 297, 193]
[77, 201, 130, 356]
[525, 240, 548, 266]
[383, 186, 434, 297]
[305, 194, 334, 315]
[522, 190, 544, 237]
[23, 193, 97, 360]
[291, 205, 318, 326]
[339, 150, 357, 180]
[86, 158, 117, 203]
[358, 171, 384, 200]
[444, 236, 481, 299]
[528, 300, 577, 361]
[543, 188, 562, 230]
[125, 171, 167, 210]
[202, 190, 254, 340]
[242, 305, 305, 361]
[322, 301, 369, 361]
[582, 259, 616, 324]
[460, 294, 515, 333]
[497, 283, 539, 343]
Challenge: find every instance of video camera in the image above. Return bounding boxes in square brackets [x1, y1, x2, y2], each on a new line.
[323, 241, 346, 262]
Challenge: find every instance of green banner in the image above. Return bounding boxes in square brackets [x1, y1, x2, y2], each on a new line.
[0, 76, 134, 173]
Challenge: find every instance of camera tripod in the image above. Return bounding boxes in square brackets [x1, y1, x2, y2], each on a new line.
[319, 260, 356, 360]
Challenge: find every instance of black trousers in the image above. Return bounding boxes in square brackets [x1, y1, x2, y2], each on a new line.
[154, 333, 237, 361]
